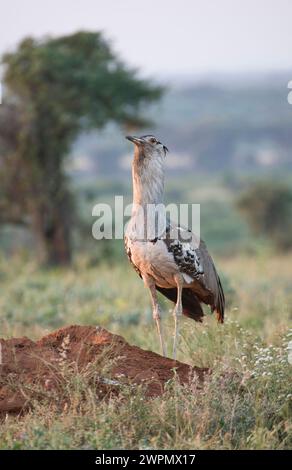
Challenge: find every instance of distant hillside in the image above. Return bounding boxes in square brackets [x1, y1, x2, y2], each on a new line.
[70, 74, 292, 178]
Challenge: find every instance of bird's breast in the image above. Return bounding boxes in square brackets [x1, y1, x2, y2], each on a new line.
[125, 237, 179, 288]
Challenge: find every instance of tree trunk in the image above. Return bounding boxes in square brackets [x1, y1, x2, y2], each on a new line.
[31, 197, 72, 267]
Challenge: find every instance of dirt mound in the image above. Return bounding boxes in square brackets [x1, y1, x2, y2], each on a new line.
[0, 325, 208, 415]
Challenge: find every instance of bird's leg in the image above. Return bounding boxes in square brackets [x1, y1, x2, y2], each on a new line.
[173, 275, 183, 360]
[144, 277, 166, 357]
[153, 304, 166, 358]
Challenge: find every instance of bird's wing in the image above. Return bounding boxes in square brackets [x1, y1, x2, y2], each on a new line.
[163, 221, 225, 323]
[196, 238, 225, 322]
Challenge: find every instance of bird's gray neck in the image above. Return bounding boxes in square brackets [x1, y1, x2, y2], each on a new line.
[129, 148, 166, 240]
[131, 148, 165, 209]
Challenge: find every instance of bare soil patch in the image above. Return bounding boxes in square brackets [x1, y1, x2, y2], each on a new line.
[0, 325, 208, 415]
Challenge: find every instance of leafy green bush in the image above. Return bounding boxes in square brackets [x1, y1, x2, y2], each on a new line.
[238, 182, 292, 251]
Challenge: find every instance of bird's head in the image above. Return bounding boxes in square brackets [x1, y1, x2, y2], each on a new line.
[126, 135, 169, 161]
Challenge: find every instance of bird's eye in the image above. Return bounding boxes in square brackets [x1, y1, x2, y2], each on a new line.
[150, 138, 157, 144]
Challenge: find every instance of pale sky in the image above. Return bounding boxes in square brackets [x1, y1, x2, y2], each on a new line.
[1, 0, 292, 78]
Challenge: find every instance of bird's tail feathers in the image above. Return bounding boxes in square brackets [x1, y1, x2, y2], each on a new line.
[156, 286, 204, 322]
[214, 276, 225, 323]
[215, 309, 224, 324]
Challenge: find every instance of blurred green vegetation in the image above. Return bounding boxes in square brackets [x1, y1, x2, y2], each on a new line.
[238, 182, 292, 251]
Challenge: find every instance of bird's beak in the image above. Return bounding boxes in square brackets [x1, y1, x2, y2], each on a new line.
[126, 135, 144, 145]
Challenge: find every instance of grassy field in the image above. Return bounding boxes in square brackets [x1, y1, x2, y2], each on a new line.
[0, 252, 291, 449]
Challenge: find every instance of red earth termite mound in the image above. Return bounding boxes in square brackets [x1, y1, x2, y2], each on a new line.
[0, 325, 208, 415]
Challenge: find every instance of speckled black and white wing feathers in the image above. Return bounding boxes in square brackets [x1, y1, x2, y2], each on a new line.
[163, 222, 225, 323]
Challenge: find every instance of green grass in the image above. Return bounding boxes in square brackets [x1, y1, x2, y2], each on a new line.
[0, 253, 291, 449]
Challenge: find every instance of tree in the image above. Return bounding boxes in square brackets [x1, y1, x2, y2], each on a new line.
[0, 32, 162, 265]
[0, 104, 26, 232]
[237, 182, 292, 251]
